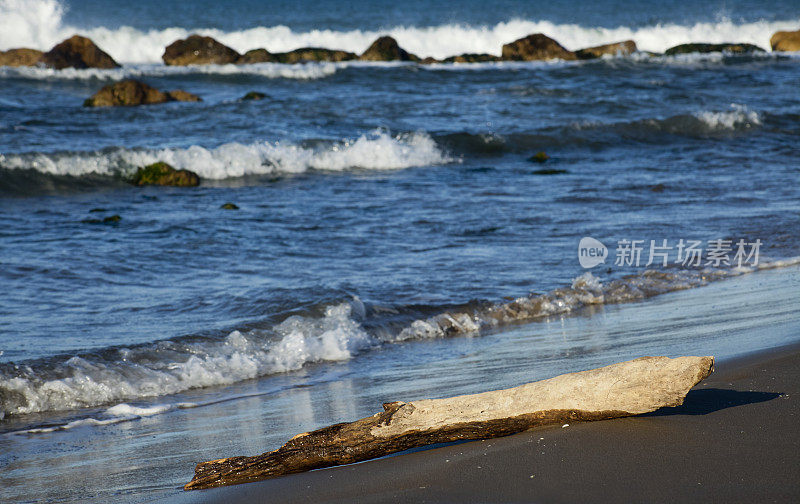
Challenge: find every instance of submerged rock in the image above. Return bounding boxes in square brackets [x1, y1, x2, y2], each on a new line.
[443, 53, 501, 63]
[220, 202, 239, 210]
[501, 34, 576, 61]
[83, 80, 200, 107]
[166, 90, 202, 102]
[528, 151, 550, 163]
[770, 30, 800, 51]
[130, 162, 200, 187]
[359, 36, 420, 62]
[241, 91, 267, 100]
[0, 48, 44, 67]
[532, 168, 568, 175]
[664, 43, 765, 55]
[576, 40, 637, 59]
[42, 35, 120, 69]
[163, 35, 240, 65]
[83, 214, 121, 224]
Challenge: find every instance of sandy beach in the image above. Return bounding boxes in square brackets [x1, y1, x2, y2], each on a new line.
[171, 341, 800, 503]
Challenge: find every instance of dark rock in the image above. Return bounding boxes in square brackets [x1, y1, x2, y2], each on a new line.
[41, 35, 119, 69]
[359, 36, 419, 62]
[166, 90, 202, 102]
[130, 162, 200, 187]
[532, 168, 568, 175]
[88, 208, 107, 213]
[501, 34, 576, 61]
[83, 80, 201, 107]
[576, 40, 637, 59]
[220, 203, 239, 210]
[528, 151, 550, 163]
[664, 43, 765, 55]
[0, 48, 44, 67]
[237, 48, 278, 64]
[419, 57, 440, 64]
[162, 35, 240, 66]
[83, 214, 121, 224]
[443, 53, 501, 63]
[770, 30, 800, 51]
[241, 91, 267, 100]
[275, 48, 356, 63]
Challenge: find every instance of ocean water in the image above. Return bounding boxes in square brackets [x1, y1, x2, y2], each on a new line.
[1, 0, 800, 502]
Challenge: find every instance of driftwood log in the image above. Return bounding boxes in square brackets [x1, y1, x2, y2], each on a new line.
[185, 355, 714, 490]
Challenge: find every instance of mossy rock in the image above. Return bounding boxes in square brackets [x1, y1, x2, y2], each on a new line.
[664, 43, 765, 55]
[220, 202, 239, 210]
[241, 91, 267, 100]
[130, 162, 200, 187]
[528, 151, 550, 163]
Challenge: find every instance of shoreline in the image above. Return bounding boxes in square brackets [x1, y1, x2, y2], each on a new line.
[170, 341, 800, 503]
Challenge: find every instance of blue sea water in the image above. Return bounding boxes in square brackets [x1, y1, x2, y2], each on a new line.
[1, 0, 799, 502]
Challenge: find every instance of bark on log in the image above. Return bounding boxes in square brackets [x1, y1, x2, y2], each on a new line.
[185, 355, 714, 490]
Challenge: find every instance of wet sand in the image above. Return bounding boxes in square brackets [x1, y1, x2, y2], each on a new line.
[174, 341, 800, 503]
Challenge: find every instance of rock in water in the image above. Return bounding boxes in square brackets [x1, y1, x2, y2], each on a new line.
[162, 35, 241, 65]
[770, 30, 800, 51]
[237, 49, 278, 64]
[275, 48, 356, 63]
[664, 43, 765, 55]
[576, 40, 637, 59]
[241, 91, 267, 100]
[166, 90, 202, 102]
[360, 36, 420, 62]
[130, 162, 200, 187]
[443, 53, 501, 63]
[0, 48, 45, 67]
[185, 355, 714, 490]
[220, 203, 239, 210]
[83, 80, 200, 107]
[529, 151, 550, 163]
[42, 35, 119, 69]
[501, 34, 576, 61]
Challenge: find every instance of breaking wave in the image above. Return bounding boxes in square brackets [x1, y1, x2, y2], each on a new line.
[1, 0, 798, 64]
[0, 61, 340, 81]
[2, 258, 798, 418]
[0, 131, 452, 179]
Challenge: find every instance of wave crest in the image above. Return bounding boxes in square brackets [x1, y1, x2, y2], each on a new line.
[0, 131, 452, 179]
[2, 0, 799, 63]
[7, 260, 799, 418]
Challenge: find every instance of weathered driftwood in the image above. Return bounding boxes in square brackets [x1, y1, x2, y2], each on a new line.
[185, 355, 714, 490]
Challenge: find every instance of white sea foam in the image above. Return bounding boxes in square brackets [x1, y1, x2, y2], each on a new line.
[0, 302, 375, 416]
[693, 104, 761, 130]
[0, 61, 339, 80]
[2, 258, 799, 419]
[1, 0, 798, 64]
[0, 131, 453, 178]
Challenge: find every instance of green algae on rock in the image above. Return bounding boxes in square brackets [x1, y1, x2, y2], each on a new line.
[130, 162, 200, 187]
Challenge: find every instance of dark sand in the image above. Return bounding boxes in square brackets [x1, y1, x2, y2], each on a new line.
[174, 342, 800, 503]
